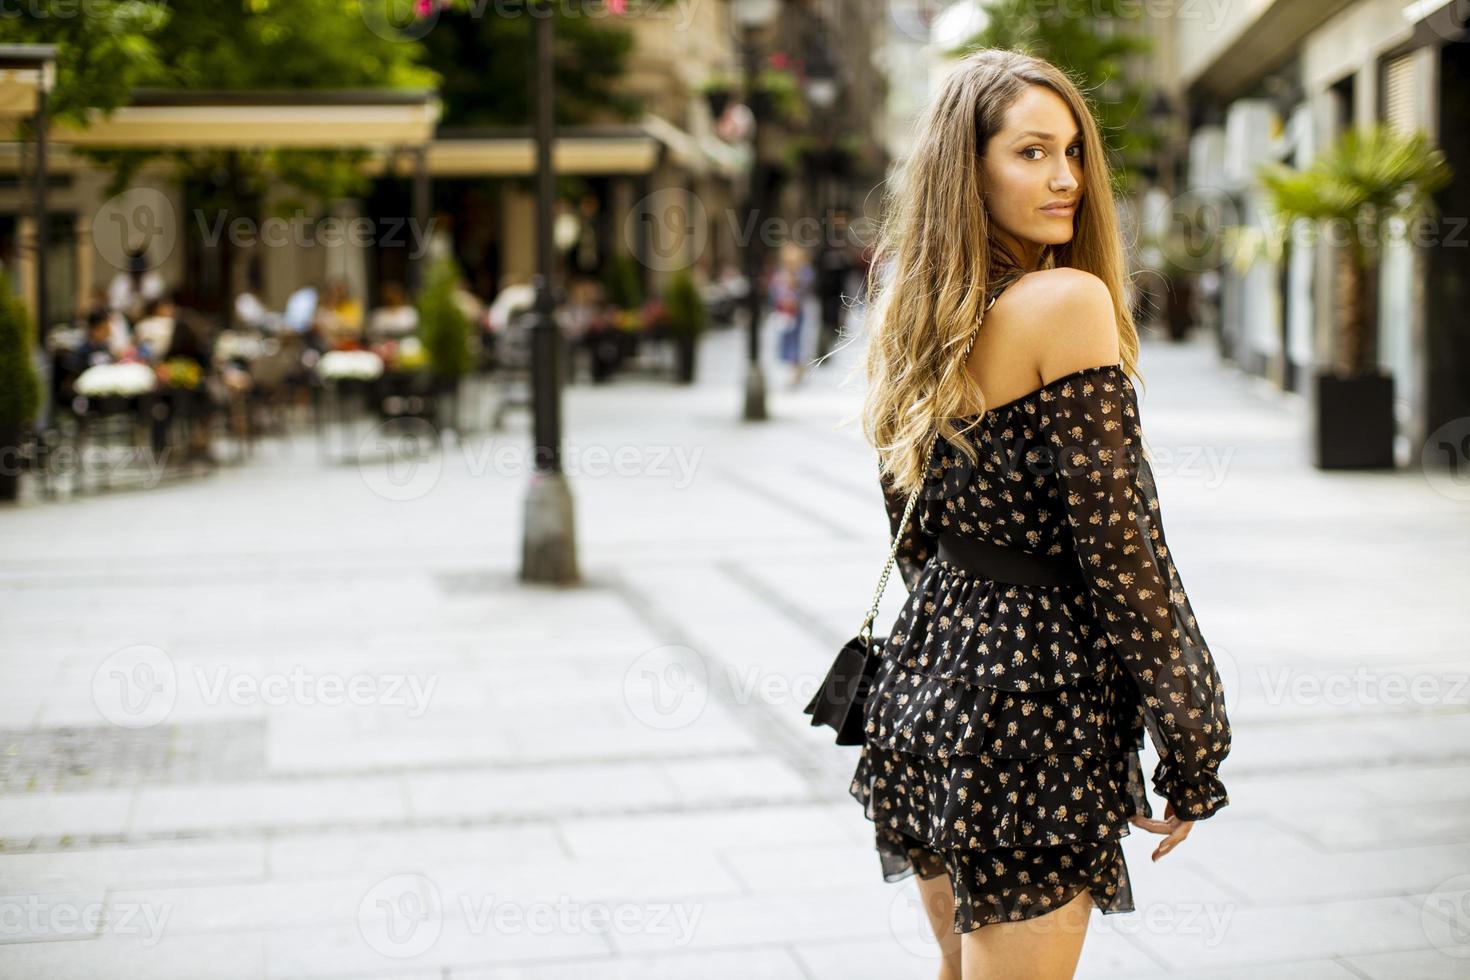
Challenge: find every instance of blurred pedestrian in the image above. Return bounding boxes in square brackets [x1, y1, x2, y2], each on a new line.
[769, 241, 814, 386]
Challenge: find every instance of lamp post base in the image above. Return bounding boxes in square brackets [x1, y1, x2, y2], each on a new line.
[743, 361, 767, 421]
[520, 469, 579, 584]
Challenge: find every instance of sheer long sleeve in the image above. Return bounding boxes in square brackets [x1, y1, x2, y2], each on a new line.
[1041, 367, 1232, 821]
[879, 457, 938, 593]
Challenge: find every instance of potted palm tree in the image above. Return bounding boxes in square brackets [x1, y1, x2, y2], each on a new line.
[0, 273, 40, 502]
[1258, 124, 1451, 469]
[664, 270, 708, 384]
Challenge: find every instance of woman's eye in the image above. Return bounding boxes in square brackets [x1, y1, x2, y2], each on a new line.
[1021, 147, 1044, 160]
[1066, 144, 1083, 157]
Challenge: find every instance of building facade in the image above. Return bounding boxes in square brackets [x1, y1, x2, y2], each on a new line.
[1162, 0, 1469, 459]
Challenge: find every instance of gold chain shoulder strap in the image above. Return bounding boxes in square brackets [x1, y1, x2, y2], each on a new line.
[860, 273, 1022, 640]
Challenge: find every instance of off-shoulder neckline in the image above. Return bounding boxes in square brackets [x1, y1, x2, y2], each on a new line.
[953, 362, 1126, 421]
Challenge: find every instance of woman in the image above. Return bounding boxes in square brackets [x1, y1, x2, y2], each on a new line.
[843, 50, 1232, 979]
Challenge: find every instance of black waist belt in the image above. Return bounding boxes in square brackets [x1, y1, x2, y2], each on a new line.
[936, 533, 1084, 589]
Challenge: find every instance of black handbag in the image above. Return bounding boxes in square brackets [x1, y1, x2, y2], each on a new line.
[801, 474, 922, 745]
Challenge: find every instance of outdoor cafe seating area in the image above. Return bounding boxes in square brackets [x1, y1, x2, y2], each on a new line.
[25, 265, 741, 499]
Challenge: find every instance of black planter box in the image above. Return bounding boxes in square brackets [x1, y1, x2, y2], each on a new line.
[1314, 370, 1396, 469]
[0, 420, 22, 501]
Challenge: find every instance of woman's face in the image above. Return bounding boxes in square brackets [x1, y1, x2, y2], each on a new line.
[980, 84, 1084, 265]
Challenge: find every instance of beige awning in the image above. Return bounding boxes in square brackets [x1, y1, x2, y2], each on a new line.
[372, 133, 663, 178]
[371, 114, 742, 179]
[3, 91, 740, 182]
[53, 91, 441, 149]
[0, 45, 57, 119]
[0, 68, 49, 118]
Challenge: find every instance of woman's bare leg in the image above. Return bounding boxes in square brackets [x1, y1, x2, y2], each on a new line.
[913, 872, 963, 980]
[959, 888, 1093, 980]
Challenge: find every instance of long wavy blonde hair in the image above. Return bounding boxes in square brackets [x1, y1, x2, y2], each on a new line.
[857, 49, 1141, 496]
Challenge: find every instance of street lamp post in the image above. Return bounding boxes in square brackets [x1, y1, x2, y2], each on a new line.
[734, 0, 781, 422]
[803, 40, 839, 218]
[521, 1, 578, 584]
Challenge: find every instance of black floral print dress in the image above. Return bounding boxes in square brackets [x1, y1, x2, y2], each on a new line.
[848, 362, 1232, 933]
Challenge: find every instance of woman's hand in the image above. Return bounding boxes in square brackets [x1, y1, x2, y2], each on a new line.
[1129, 802, 1194, 861]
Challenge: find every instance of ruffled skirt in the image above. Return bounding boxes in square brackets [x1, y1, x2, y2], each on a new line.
[847, 564, 1152, 934]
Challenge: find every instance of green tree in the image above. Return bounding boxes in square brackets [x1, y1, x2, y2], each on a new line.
[417, 2, 667, 127]
[0, 1, 167, 127]
[953, 0, 1156, 189]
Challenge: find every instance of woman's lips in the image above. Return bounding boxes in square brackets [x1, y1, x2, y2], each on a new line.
[1040, 203, 1076, 217]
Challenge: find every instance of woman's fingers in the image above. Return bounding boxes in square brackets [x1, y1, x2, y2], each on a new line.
[1152, 823, 1192, 862]
[1128, 814, 1196, 858]
[1128, 813, 1175, 835]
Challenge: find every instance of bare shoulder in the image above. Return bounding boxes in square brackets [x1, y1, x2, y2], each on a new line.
[990, 268, 1121, 382]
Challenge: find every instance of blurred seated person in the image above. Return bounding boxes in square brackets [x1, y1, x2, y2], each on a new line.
[107, 247, 166, 322]
[487, 277, 537, 334]
[367, 281, 418, 340]
[234, 284, 270, 331]
[558, 278, 606, 344]
[136, 295, 215, 463]
[134, 295, 211, 367]
[68, 309, 119, 374]
[315, 279, 364, 348]
[86, 286, 132, 357]
[283, 282, 319, 337]
[133, 295, 177, 362]
[452, 278, 486, 333]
